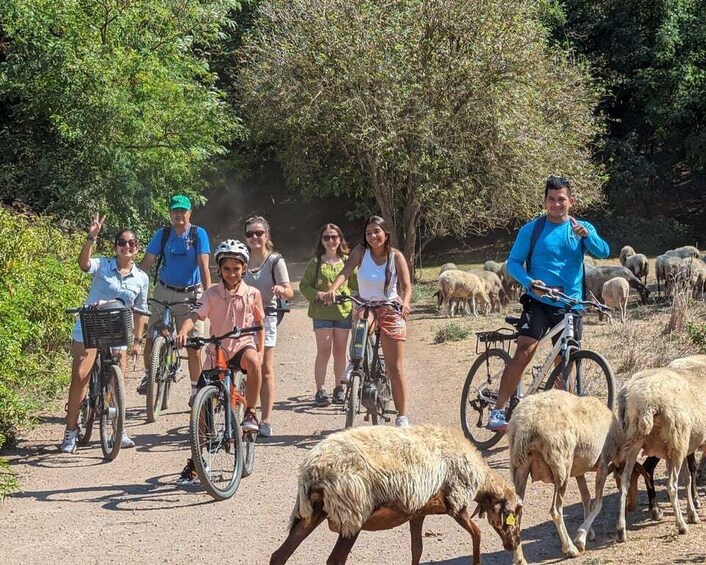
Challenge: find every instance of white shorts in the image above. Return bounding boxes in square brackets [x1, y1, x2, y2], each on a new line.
[264, 314, 277, 348]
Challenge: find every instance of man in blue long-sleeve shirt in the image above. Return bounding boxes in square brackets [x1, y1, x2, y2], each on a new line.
[487, 176, 610, 431]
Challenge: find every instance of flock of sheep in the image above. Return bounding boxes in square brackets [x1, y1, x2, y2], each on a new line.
[271, 355, 706, 564]
[436, 244, 706, 322]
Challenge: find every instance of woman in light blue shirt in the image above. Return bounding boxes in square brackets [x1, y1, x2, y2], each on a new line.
[61, 215, 149, 454]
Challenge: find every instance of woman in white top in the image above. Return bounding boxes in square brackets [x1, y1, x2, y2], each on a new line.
[325, 216, 413, 427]
[243, 215, 294, 437]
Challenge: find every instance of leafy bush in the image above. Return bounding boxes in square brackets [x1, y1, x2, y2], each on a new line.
[687, 322, 706, 353]
[0, 208, 87, 450]
[434, 323, 470, 344]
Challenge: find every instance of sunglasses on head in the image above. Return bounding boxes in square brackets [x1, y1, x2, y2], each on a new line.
[322, 234, 340, 242]
[245, 230, 266, 238]
[117, 238, 138, 248]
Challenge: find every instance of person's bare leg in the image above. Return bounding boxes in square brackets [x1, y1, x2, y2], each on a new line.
[66, 341, 97, 429]
[382, 335, 407, 416]
[242, 349, 262, 410]
[260, 346, 276, 423]
[332, 328, 349, 384]
[494, 336, 538, 409]
[314, 329, 333, 390]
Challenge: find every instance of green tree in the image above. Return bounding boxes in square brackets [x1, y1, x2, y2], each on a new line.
[0, 0, 244, 234]
[239, 0, 605, 261]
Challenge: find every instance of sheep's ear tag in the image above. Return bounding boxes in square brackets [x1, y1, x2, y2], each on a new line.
[505, 514, 516, 526]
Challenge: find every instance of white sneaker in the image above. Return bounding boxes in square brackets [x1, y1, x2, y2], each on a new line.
[121, 431, 135, 448]
[340, 362, 354, 384]
[60, 428, 79, 453]
[259, 421, 273, 437]
[395, 416, 410, 428]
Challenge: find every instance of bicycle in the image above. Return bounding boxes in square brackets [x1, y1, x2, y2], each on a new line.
[336, 295, 397, 428]
[144, 297, 196, 422]
[66, 300, 150, 461]
[460, 285, 615, 450]
[185, 324, 262, 500]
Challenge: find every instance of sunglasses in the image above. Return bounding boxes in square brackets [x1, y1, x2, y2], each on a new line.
[245, 230, 266, 239]
[117, 238, 138, 248]
[322, 234, 340, 242]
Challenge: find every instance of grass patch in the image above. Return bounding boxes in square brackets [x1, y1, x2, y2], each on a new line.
[412, 282, 438, 305]
[434, 322, 470, 344]
[687, 321, 706, 353]
[0, 457, 18, 501]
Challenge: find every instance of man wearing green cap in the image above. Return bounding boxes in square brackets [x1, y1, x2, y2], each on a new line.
[138, 195, 212, 405]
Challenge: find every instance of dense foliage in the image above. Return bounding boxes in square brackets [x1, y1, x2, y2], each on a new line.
[0, 208, 87, 450]
[239, 0, 605, 261]
[0, 0, 244, 237]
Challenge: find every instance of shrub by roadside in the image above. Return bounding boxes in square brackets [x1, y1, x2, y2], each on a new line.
[0, 208, 87, 455]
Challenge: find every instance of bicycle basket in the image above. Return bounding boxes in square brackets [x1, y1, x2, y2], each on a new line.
[80, 306, 133, 348]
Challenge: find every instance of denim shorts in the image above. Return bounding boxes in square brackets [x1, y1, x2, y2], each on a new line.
[313, 317, 353, 331]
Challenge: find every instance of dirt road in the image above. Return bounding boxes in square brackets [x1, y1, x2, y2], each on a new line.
[2, 292, 706, 564]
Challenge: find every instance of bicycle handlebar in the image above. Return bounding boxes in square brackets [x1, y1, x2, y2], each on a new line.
[147, 297, 197, 308]
[264, 304, 290, 314]
[530, 284, 612, 314]
[66, 302, 152, 317]
[335, 295, 401, 312]
[185, 325, 263, 349]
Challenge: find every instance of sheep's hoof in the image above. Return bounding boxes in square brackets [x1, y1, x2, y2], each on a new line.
[588, 528, 596, 542]
[573, 536, 586, 553]
[616, 528, 627, 543]
[562, 545, 581, 558]
[687, 512, 700, 525]
[651, 507, 664, 522]
[678, 523, 689, 535]
[694, 497, 702, 509]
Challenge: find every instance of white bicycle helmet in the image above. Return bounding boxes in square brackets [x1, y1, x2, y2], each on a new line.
[215, 239, 249, 265]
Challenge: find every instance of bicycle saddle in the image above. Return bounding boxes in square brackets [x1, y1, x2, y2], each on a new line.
[505, 316, 522, 327]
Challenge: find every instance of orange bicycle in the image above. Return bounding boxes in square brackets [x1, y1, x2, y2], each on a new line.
[185, 325, 261, 500]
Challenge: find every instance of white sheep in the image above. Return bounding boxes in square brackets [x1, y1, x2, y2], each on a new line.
[508, 390, 621, 558]
[438, 269, 490, 317]
[483, 260, 503, 276]
[665, 245, 700, 259]
[500, 260, 522, 303]
[602, 277, 630, 323]
[469, 269, 505, 311]
[619, 245, 636, 266]
[270, 425, 527, 565]
[585, 265, 649, 304]
[624, 253, 649, 285]
[439, 262, 458, 275]
[612, 356, 706, 541]
[682, 257, 706, 299]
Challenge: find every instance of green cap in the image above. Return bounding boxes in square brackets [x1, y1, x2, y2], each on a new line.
[169, 195, 192, 211]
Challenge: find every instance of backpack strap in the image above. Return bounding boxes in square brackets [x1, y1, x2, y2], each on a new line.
[525, 215, 547, 275]
[153, 226, 172, 284]
[189, 225, 198, 254]
[270, 252, 282, 285]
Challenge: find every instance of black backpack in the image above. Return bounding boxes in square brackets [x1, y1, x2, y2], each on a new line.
[153, 225, 199, 284]
[269, 253, 288, 326]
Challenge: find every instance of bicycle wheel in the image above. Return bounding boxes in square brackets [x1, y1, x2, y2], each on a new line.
[234, 372, 256, 478]
[77, 396, 94, 445]
[548, 349, 615, 409]
[99, 364, 125, 461]
[146, 336, 169, 422]
[460, 348, 510, 450]
[190, 385, 243, 500]
[345, 372, 362, 429]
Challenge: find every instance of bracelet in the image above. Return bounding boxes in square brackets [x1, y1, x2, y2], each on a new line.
[86, 235, 96, 242]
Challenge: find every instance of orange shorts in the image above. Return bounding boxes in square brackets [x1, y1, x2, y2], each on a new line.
[355, 304, 407, 342]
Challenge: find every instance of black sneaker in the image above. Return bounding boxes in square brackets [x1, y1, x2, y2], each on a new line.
[176, 458, 198, 486]
[314, 389, 331, 407]
[136, 375, 148, 395]
[332, 385, 346, 404]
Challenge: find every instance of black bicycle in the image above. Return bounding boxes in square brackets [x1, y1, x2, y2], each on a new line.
[186, 325, 262, 501]
[66, 300, 150, 460]
[460, 285, 615, 449]
[336, 295, 397, 428]
[144, 297, 196, 422]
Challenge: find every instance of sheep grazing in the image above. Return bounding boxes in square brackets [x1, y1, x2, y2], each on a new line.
[683, 257, 706, 299]
[624, 253, 649, 286]
[613, 355, 706, 541]
[483, 260, 503, 276]
[469, 269, 505, 311]
[500, 261, 522, 303]
[438, 269, 490, 317]
[585, 265, 650, 304]
[665, 245, 700, 260]
[270, 425, 527, 565]
[619, 245, 636, 266]
[583, 255, 596, 268]
[439, 262, 458, 275]
[602, 277, 630, 323]
[508, 390, 621, 558]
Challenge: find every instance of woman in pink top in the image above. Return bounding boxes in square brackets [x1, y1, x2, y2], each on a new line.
[324, 216, 413, 427]
[175, 239, 264, 485]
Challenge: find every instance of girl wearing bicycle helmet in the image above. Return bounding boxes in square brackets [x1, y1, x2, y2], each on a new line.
[174, 239, 264, 485]
[300, 224, 357, 407]
[61, 215, 149, 454]
[243, 216, 293, 437]
[324, 216, 413, 427]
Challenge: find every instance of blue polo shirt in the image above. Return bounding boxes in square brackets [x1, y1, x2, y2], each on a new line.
[507, 216, 609, 307]
[71, 257, 149, 342]
[146, 225, 211, 287]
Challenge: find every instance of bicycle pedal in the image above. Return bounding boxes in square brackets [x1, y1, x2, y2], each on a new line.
[383, 410, 397, 415]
